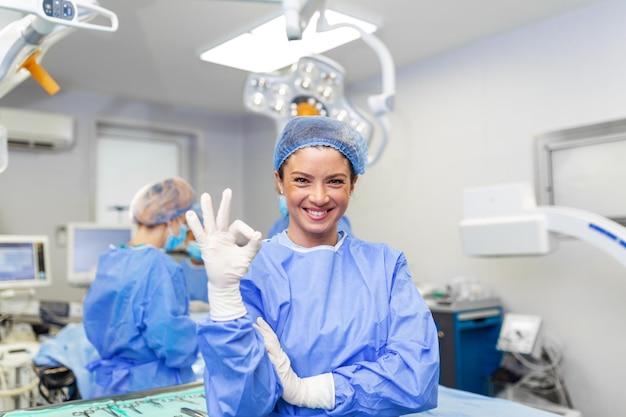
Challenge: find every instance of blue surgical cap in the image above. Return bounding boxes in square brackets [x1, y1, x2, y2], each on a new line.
[273, 116, 368, 175]
[129, 177, 196, 226]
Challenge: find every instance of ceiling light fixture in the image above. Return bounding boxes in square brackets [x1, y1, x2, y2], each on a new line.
[198, 9, 377, 73]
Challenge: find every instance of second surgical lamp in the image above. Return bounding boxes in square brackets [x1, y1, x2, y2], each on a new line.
[0, 0, 118, 98]
[0, 0, 118, 175]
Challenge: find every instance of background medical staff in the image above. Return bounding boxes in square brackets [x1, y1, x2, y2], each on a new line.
[187, 116, 439, 416]
[83, 177, 199, 398]
[178, 204, 210, 307]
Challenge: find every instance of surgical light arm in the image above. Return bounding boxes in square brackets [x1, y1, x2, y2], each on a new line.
[315, 9, 395, 166]
[0, 0, 118, 97]
[459, 183, 626, 268]
[282, 0, 324, 41]
[0, 0, 118, 32]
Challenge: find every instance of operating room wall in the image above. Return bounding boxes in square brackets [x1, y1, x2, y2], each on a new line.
[0, 86, 250, 305]
[241, 116, 281, 236]
[333, 0, 624, 416]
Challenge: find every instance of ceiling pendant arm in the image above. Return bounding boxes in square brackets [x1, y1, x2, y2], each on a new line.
[282, 0, 325, 41]
[315, 9, 395, 167]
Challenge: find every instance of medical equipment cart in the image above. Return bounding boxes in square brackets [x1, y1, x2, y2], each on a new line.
[430, 298, 503, 396]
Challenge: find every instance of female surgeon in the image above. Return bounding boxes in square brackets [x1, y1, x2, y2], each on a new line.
[187, 116, 439, 416]
[83, 177, 199, 398]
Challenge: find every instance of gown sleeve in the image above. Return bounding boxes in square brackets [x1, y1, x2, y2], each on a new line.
[329, 255, 439, 416]
[196, 315, 281, 416]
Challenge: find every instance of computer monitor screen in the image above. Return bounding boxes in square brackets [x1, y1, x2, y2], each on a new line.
[66, 223, 133, 287]
[0, 235, 52, 290]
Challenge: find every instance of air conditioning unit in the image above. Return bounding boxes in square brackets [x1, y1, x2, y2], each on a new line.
[0, 107, 75, 151]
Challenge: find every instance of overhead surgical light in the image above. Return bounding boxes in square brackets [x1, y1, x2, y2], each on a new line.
[0, 0, 118, 175]
[0, 0, 118, 97]
[244, 54, 372, 139]
[242, 2, 395, 167]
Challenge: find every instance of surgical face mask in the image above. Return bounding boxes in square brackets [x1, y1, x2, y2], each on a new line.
[186, 241, 203, 262]
[164, 223, 187, 251]
[278, 195, 289, 219]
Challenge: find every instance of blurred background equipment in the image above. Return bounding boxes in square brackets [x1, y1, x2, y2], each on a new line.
[65, 223, 133, 288]
[491, 313, 580, 417]
[0, 0, 118, 99]
[0, 107, 75, 152]
[424, 277, 503, 397]
[459, 182, 626, 268]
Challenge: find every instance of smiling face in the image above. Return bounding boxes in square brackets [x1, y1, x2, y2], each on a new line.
[275, 146, 357, 248]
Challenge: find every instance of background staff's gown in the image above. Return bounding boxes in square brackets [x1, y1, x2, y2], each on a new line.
[197, 232, 439, 416]
[179, 258, 209, 303]
[83, 245, 199, 397]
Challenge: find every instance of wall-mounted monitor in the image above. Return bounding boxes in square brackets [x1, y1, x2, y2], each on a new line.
[0, 235, 52, 290]
[66, 223, 133, 287]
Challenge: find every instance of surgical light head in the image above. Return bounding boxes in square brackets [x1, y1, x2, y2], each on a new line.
[244, 55, 373, 144]
[273, 115, 368, 175]
[129, 177, 196, 226]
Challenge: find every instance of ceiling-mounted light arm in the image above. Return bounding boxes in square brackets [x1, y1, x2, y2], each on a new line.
[282, 0, 325, 41]
[315, 14, 395, 113]
[0, 0, 118, 98]
[0, 0, 118, 32]
[315, 10, 395, 166]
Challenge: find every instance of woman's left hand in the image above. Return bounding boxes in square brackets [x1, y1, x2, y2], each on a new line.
[254, 317, 335, 410]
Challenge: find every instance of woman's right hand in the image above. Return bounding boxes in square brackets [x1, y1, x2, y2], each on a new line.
[186, 189, 262, 321]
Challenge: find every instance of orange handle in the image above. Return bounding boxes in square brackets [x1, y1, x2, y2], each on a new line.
[296, 101, 321, 116]
[21, 50, 60, 95]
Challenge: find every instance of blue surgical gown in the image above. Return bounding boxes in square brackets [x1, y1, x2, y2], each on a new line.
[180, 258, 209, 303]
[83, 245, 199, 398]
[197, 232, 439, 416]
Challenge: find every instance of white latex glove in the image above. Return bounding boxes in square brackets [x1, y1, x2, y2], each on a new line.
[186, 189, 262, 321]
[254, 317, 335, 410]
